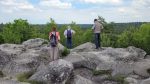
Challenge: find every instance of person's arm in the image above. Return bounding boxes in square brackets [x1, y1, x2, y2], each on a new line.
[92, 24, 95, 29]
[49, 32, 51, 40]
[64, 30, 67, 38]
[58, 32, 60, 41]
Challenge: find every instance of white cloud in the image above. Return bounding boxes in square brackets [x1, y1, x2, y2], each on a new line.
[79, 0, 122, 4]
[0, 0, 39, 13]
[39, 0, 72, 9]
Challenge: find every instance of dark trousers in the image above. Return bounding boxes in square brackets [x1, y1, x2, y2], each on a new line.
[94, 33, 101, 49]
[66, 38, 72, 49]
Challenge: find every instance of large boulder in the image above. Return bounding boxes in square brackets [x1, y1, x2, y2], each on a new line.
[65, 45, 146, 77]
[0, 79, 20, 84]
[71, 75, 96, 84]
[29, 59, 73, 84]
[64, 52, 100, 70]
[0, 44, 25, 56]
[0, 50, 11, 70]
[2, 58, 39, 77]
[71, 42, 95, 52]
[133, 59, 150, 78]
[22, 38, 48, 49]
[141, 78, 150, 84]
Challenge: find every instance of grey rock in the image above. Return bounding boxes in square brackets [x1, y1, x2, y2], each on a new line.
[0, 44, 25, 56]
[22, 38, 48, 49]
[0, 51, 11, 70]
[141, 78, 150, 84]
[134, 59, 150, 77]
[124, 77, 138, 84]
[71, 75, 96, 84]
[71, 42, 95, 52]
[64, 52, 100, 70]
[2, 58, 39, 77]
[29, 59, 73, 84]
[102, 81, 118, 84]
[73, 68, 93, 80]
[0, 79, 20, 84]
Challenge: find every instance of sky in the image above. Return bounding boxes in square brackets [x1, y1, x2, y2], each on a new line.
[0, 0, 150, 24]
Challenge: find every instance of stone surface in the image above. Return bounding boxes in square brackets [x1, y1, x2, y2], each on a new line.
[29, 59, 73, 84]
[134, 59, 150, 77]
[22, 38, 48, 49]
[124, 77, 138, 84]
[71, 75, 96, 84]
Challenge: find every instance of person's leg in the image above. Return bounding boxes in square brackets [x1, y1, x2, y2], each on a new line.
[70, 38, 72, 49]
[66, 38, 69, 48]
[99, 33, 101, 48]
[67, 38, 72, 49]
[97, 33, 100, 48]
[95, 33, 99, 49]
[50, 47, 54, 61]
[54, 47, 59, 60]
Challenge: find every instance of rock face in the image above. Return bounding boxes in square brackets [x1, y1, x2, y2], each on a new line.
[0, 38, 65, 77]
[22, 38, 48, 49]
[133, 59, 150, 77]
[71, 75, 96, 84]
[65, 45, 146, 76]
[0, 50, 11, 70]
[0, 40, 150, 84]
[29, 59, 73, 84]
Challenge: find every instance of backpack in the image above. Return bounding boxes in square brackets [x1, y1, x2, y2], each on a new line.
[67, 30, 72, 39]
[50, 32, 57, 47]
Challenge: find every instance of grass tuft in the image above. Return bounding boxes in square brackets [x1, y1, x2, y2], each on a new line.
[93, 70, 112, 76]
[17, 72, 43, 84]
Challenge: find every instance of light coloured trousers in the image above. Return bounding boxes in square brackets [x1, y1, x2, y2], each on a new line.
[50, 46, 59, 61]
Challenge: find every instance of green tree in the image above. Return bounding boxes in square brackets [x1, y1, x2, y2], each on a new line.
[43, 18, 57, 40]
[2, 19, 31, 43]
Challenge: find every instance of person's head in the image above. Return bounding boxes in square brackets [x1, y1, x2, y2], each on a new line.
[94, 19, 98, 22]
[52, 26, 56, 31]
[67, 25, 71, 30]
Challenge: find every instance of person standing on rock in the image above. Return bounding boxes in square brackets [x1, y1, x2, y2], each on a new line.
[92, 19, 103, 49]
[64, 25, 75, 49]
[49, 26, 60, 61]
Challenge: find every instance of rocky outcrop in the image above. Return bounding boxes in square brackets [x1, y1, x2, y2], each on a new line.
[22, 38, 48, 49]
[133, 59, 150, 77]
[29, 59, 73, 84]
[71, 75, 96, 84]
[0, 50, 11, 70]
[0, 40, 150, 84]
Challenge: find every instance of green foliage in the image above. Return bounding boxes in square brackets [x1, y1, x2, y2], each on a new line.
[17, 72, 43, 84]
[117, 23, 150, 54]
[2, 19, 31, 43]
[106, 75, 128, 84]
[43, 18, 57, 40]
[93, 70, 112, 76]
[0, 33, 4, 44]
[61, 47, 70, 57]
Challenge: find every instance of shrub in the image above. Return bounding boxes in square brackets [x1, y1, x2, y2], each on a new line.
[61, 47, 70, 57]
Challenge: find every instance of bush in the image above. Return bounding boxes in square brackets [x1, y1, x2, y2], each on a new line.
[61, 47, 70, 57]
